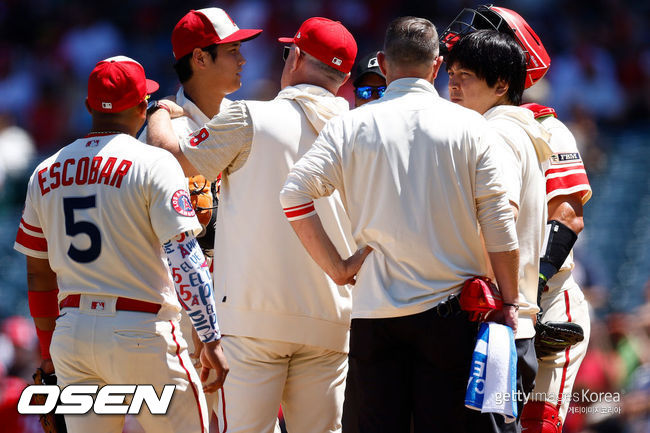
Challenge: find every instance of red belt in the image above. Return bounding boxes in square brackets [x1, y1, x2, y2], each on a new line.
[59, 294, 161, 314]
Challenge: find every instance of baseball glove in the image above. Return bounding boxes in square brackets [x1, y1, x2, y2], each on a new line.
[188, 175, 214, 230]
[32, 368, 67, 433]
[534, 317, 584, 358]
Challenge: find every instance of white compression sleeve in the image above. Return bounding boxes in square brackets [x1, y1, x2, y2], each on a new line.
[163, 232, 221, 342]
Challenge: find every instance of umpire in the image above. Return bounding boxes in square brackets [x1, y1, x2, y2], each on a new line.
[280, 17, 521, 432]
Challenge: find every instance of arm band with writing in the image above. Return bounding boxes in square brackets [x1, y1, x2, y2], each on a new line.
[164, 232, 221, 342]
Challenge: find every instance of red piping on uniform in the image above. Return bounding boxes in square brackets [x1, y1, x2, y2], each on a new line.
[20, 218, 43, 233]
[220, 387, 228, 433]
[16, 228, 48, 251]
[283, 201, 314, 211]
[557, 291, 572, 409]
[544, 164, 586, 177]
[546, 173, 589, 195]
[170, 320, 206, 433]
[284, 204, 316, 219]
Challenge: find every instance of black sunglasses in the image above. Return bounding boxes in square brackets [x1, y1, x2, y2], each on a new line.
[355, 86, 386, 100]
[283, 46, 291, 62]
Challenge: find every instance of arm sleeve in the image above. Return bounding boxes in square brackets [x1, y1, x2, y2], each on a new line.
[474, 130, 519, 252]
[179, 100, 253, 181]
[147, 153, 202, 244]
[14, 175, 49, 259]
[164, 233, 220, 342]
[280, 119, 344, 221]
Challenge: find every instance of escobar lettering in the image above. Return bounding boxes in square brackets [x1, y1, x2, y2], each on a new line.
[18, 384, 175, 415]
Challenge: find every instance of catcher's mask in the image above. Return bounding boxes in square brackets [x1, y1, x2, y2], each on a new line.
[440, 5, 550, 89]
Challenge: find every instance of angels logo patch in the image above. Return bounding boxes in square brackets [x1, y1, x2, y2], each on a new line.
[171, 190, 195, 217]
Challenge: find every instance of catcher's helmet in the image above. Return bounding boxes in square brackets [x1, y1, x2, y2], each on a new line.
[440, 5, 550, 88]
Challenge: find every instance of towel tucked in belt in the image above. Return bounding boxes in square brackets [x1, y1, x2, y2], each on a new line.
[465, 322, 518, 423]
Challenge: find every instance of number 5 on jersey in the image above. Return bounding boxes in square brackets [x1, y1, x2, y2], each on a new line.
[63, 195, 101, 263]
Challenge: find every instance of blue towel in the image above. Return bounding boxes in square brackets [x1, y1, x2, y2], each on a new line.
[465, 322, 518, 423]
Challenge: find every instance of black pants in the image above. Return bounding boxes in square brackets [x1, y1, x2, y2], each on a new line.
[342, 304, 494, 433]
[490, 338, 538, 433]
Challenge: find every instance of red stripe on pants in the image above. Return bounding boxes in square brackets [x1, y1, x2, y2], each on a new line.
[170, 320, 206, 433]
[557, 291, 572, 408]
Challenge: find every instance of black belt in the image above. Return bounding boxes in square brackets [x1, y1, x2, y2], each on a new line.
[431, 295, 462, 318]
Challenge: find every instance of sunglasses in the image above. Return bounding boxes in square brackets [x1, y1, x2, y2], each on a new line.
[283, 46, 291, 62]
[354, 86, 386, 100]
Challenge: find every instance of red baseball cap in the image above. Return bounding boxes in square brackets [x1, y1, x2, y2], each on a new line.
[87, 56, 159, 113]
[278, 17, 357, 74]
[172, 8, 263, 60]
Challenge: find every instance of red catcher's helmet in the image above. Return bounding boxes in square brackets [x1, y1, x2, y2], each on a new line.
[440, 5, 550, 89]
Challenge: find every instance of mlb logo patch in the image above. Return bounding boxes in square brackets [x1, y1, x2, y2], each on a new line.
[367, 57, 378, 68]
[331, 57, 342, 66]
[102, 102, 113, 109]
[171, 190, 196, 217]
[91, 301, 105, 310]
[86, 139, 100, 148]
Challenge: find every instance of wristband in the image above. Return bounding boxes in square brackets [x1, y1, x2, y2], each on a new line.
[35, 328, 53, 360]
[147, 100, 171, 116]
[28, 289, 60, 318]
[503, 302, 520, 311]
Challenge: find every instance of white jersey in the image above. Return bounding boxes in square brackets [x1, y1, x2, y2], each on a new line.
[281, 78, 518, 320]
[139, 88, 231, 151]
[536, 112, 592, 293]
[485, 105, 548, 339]
[14, 132, 201, 318]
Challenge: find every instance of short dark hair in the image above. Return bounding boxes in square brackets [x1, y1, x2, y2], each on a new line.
[446, 30, 526, 106]
[383, 17, 439, 68]
[173, 44, 219, 83]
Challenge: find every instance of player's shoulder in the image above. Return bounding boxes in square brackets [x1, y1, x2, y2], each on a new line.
[537, 116, 578, 153]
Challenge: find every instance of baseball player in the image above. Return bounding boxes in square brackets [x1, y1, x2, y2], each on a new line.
[146, 17, 359, 433]
[352, 51, 386, 108]
[14, 56, 226, 433]
[441, 6, 592, 432]
[445, 28, 549, 430]
[141, 9, 261, 428]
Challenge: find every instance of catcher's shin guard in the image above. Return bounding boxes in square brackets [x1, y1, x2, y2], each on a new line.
[521, 401, 562, 433]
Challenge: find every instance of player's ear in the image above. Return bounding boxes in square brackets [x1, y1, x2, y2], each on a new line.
[495, 78, 509, 98]
[290, 46, 301, 73]
[135, 100, 148, 119]
[192, 47, 207, 69]
[377, 51, 387, 77]
[431, 56, 443, 80]
[341, 72, 350, 86]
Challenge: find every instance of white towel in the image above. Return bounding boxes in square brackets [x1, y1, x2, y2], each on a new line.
[483, 324, 517, 422]
[465, 322, 518, 423]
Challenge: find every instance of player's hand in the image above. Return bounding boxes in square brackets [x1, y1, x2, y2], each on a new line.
[484, 305, 518, 335]
[336, 245, 373, 286]
[158, 99, 185, 119]
[200, 339, 229, 393]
